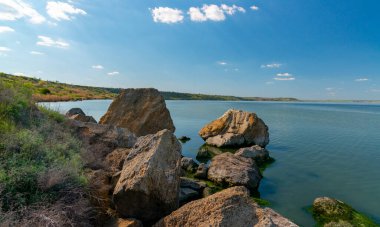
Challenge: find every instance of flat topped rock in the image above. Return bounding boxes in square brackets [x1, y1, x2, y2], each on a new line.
[208, 152, 262, 190]
[154, 186, 298, 227]
[99, 88, 175, 136]
[199, 109, 269, 148]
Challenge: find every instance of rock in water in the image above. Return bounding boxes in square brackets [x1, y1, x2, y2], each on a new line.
[208, 152, 262, 190]
[154, 186, 298, 227]
[199, 109, 269, 147]
[66, 108, 97, 123]
[99, 88, 175, 136]
[235, 145, 270, 164]
[113, 129, 182, 225]
[66, 108, 85, 117]
[312, 197, 377, 227]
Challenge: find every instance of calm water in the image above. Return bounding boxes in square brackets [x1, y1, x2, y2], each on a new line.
[41, 100, 380, 226]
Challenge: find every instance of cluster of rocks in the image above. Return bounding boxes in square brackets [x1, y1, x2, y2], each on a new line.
[65, 88, 297, 226]
[188, 109, 273, 193]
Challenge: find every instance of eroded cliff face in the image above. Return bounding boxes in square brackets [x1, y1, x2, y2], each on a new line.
[199, 109, 269, 148]
[99, 88, 175, 136]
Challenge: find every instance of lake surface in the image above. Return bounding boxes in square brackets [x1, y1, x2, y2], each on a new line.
[41, 100, 380, 226]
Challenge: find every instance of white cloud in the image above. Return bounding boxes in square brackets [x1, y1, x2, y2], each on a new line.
[274, 77, 295, 81]
[14, 72, 25, 76]
[266, 81, 274, 85]
[37, 35, 69, 48]
[46, 1, 86, 21]
[355, 78, 369, 82]
[0, 46, 11, 52]
[188, 4, 245, 22]
[251, 5, 259, 11]
[0, 46, 10, 56]
[221, 4, 245, 15]
[107, 71, 119, 76]
[30, 51, 44, 55]
[0, 26, 14, 33]
[0, 0, 45, 24]
[370, 89, 380, 93]
[151, 7, 184, 24]
[201, 5, 225, 21]
[277, 73, 292, 77]
[261, 63, 282, 68]
[188, 7, 207, 22]
[217, 61, 227, 65]
[92, 65, 104, 70]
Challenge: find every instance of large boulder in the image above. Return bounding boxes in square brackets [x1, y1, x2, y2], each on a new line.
[67, 120, 136, 170]
[99, 88, 175, 136]
[199, 109, 269, 147]
[208, 152, 262, 190]
[113, 129, 182, 225]
[154, 186, 298, 227]
[235, 145, 270, 164]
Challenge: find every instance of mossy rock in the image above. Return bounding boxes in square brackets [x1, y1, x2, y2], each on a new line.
[312, 197, 378, 227]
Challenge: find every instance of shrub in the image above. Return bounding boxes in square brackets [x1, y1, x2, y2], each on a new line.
[39, 88, 51, 95]
[0, 78, 91, 225]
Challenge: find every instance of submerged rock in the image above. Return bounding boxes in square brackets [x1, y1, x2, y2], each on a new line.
[199, 109, 269, 148]
[235, 145, 270, 164]
[154, 186, 297, 227]
[99, 88, 175, 136]
[195, 144, 224, 162]
[113, 129, 182, 225]
[208, 152, 262, 190]
[312, 197, 377, 227]
[178, 136, 191, 143]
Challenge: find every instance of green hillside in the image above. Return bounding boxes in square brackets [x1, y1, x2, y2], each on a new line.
[0, 73, 299, 102]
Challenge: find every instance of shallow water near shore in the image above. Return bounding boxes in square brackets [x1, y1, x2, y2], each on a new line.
[41, 100, 380, 226]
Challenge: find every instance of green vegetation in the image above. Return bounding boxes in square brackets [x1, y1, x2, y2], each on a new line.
[312, 198, 378, 227]
[252, 197, 271, 207]
[0, 77, 90, 225]
[1, 73, 299, 102]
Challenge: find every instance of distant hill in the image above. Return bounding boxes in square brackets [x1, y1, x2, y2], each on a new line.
[0, 73, 299, 102]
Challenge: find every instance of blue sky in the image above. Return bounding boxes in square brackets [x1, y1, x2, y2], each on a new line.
[1, 0, 380, 100]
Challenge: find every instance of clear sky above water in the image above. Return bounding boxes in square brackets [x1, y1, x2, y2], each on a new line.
[1, 0, 380, 100]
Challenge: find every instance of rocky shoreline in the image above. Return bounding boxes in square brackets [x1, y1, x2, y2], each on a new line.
[64, 88, 377, 226]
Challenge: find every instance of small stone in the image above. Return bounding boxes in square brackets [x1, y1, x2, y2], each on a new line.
[181, 157, 198, 173]
[194, 163, 208, 179]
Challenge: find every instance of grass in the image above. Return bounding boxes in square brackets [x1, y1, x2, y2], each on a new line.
[0, 77, 92, 225]
[1, 72, 299, 102]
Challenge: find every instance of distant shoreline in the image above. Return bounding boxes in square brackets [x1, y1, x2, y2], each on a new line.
[2, 73, 379, 104]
